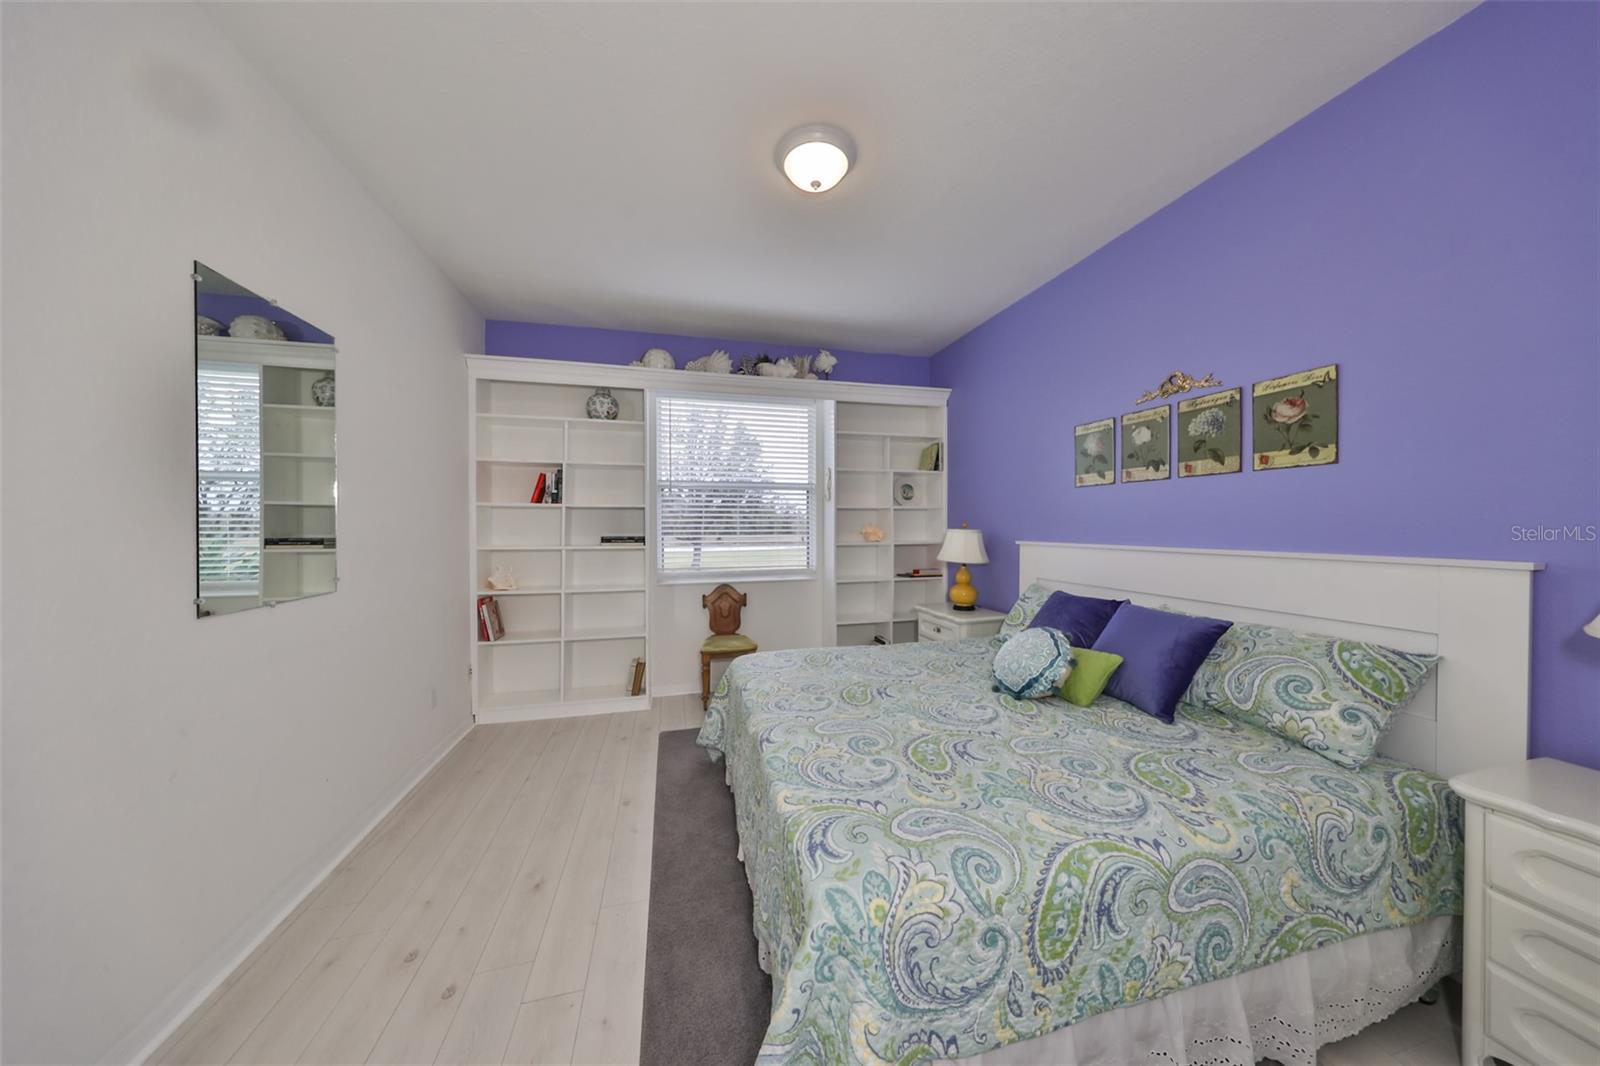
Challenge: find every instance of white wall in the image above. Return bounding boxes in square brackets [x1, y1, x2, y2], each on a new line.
[650, 579, 828, 696]
[1, 5, 482, 1063]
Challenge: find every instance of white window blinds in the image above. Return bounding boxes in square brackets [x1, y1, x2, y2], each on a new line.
[655, 395, 816, 576]
[197, 361, 262, 592]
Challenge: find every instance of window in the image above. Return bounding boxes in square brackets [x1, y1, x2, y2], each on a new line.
[197, 361, 262, 594]
[655, 394, 816, 577]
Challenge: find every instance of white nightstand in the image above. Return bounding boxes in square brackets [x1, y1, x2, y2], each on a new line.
[1450, 758, 1600, 1066]
[914, 604, 1005, 643]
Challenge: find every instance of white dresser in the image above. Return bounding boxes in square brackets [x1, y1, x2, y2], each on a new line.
[914, 604, 1005, 643]
[1450, 758, 1600, 1066]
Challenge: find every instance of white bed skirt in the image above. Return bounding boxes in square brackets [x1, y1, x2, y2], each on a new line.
[939, 917, 1458, 1066]
[730, 780, 1458, 1066]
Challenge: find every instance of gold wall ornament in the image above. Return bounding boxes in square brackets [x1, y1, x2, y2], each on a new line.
[1137, 371, 1222, 406]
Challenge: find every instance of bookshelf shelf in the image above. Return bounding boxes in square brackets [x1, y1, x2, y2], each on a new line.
[481, 629, 563, 646]
[262, 403, 334, 414]
[471, 374, 649, 720]
[834, 400, 947, 647]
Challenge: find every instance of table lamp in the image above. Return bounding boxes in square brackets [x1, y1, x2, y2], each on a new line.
[937, 525, 989, 611]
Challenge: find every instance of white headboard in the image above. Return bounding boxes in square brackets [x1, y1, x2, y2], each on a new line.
[1017, 542, 1541, 778]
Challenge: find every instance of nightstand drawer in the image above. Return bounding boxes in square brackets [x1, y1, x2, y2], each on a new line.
[918, 617, 958, 642]
[1488, 889, 1600, 1012]
[1487, 812, 1600, 933]
[1487, 963, 1600, 1066]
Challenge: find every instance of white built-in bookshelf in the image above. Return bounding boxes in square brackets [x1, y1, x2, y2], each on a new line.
[833, 401, 948, 647]
[471, 374, 649, 722]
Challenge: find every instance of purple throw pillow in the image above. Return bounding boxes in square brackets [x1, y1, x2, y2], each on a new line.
[1026, 590, 1126, 649]
[1090, 603, 1232, 723]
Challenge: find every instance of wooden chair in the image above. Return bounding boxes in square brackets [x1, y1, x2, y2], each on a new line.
[701, 583, 757, 709]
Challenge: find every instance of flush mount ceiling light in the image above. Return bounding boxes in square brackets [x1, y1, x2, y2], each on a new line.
[776, 124, 856, 194]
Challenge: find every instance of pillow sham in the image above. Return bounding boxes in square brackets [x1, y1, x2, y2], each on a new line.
[1182, 622, 1440, 769]
[1060, 647, 1123, 707]
[992, 626, 1075, 699]
[1027, 590, 1127, 649]
[1090, 603, 1232, 722]
[998, 581, 1055, 640]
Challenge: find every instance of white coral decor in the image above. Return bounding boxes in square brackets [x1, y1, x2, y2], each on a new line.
[813, 350, 838, 377]
[229, 314, 284, 340]
[757, 359, 798, 378]
[685, 349, 732, 373]
[631, 347, 675, 369]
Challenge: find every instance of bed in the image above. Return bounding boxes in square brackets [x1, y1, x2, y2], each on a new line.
[696, 543, 1539, 1066]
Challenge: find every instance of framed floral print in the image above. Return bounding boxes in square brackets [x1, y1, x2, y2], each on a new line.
[1074, 418, 1115, 487]
[1177, 388, 1242, 477]
[1253, 364, 1338, 470]
[1120, 405, 1170, 482]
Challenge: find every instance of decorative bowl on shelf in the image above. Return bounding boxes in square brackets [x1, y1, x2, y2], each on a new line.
[897, 480, 916, 505]
[585, 387, 619, 420]
[311, 371, 335, 408]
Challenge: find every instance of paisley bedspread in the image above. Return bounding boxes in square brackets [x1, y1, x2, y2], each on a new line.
[696, 638, 1463, 1065]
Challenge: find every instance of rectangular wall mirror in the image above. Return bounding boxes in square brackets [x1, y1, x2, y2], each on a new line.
[195, 262, 337, 617]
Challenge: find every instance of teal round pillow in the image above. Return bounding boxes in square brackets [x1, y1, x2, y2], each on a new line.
[992, 626, 1076, 699]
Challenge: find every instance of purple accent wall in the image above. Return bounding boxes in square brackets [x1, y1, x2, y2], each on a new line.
[484, 320, 931, 387]
[931, 2, 1600, 768]
[196, 293, 334, 344]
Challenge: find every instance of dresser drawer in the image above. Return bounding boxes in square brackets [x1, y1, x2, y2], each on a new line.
[1488, 889, 1600, 1012]
[1486, 812, 1600, 933]
[1487, 963, 1600, 1066]
[918, 617, 958, 642]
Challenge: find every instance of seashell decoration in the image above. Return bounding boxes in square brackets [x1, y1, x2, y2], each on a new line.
[228, 314, 285, 340]
[685, 349, 733, 373]
[631, 347, 675, 369]
[756, 359, 798, 378]
[487, 566, 519, 591]
[196, 315, 224, 336]
[813, 350, 838, 379]
[859, 523, 886, 543]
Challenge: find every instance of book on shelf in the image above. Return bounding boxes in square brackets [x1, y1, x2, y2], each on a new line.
[530, 472, 547, 504]
[600, 535, 646, 544]
[550, 468, 563, 504]
[627, 657, 646, 696]
[918, 441, 942, 471]
[477, 596, 505, 642]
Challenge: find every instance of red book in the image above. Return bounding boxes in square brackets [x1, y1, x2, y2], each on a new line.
[476, 597, 490, 642]
[531, 472, 547, 503]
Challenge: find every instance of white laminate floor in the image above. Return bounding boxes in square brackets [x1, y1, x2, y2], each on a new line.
[149, 693, 1459, 1066]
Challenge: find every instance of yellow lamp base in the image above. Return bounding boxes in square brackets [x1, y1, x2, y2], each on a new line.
[948, 564, 978, 611]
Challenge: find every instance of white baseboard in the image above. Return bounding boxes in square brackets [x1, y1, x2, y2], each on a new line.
[112, 719, 473, 1066]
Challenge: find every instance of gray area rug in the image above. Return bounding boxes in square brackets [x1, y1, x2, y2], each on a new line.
[641, 728, 771, 1066]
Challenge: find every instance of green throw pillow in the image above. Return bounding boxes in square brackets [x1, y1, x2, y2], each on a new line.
[1061, 648, 1123, 706]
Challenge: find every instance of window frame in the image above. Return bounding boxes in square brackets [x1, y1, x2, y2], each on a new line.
[651, 390, 821, 585]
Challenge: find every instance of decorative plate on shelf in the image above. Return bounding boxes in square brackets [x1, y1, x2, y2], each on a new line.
[896, 480, 916, 506]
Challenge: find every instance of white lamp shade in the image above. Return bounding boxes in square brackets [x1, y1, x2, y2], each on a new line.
[1586, 612, 1600, 638]
[937, 528, 989, 565]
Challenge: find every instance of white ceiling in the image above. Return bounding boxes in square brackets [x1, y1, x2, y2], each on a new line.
[208, 1, 1473, 355]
